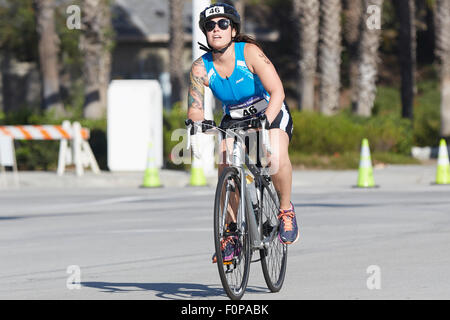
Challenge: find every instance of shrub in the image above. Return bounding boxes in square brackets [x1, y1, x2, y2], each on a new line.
[289, 110, 413, 156]
[1, 79, 438, 171]
[163, 103, 188, 170]
[413, 80, 440, 146]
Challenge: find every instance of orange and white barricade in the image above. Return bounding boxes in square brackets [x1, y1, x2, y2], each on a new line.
[0, 134, 19, 187]
[0, 120, 100, 176]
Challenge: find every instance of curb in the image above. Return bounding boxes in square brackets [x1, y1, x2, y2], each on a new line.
[0, 164, 443, 190]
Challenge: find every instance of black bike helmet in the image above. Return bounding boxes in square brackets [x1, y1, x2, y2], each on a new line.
[199, 3, 241, 35]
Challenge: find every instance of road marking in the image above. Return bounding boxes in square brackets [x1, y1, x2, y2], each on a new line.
[0, 190, 215, 217]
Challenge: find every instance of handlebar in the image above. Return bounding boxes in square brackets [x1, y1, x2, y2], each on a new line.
[185, 119, 216, 153]
[185, 114, 272, 154]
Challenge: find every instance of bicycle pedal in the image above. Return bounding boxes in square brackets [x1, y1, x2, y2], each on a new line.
[225, 264, 234, 273]
[223, 260, 233, 265]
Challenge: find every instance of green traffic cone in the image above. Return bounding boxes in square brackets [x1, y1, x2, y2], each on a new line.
[190, 155, 207, 186]
[435, 139, 450, 185]
[356, 138, 376, 188]
[142, 167, 161, 188]
[141, 142, 161, 188]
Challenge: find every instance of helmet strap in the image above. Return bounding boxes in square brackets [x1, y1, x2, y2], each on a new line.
[198, 41, 212, 52]
[198, 39, 234, 54]
[213, 39, 233, 54]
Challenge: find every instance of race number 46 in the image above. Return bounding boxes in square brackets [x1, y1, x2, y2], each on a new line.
[243, 106, 258, 117]
[206, 6, 225, 17]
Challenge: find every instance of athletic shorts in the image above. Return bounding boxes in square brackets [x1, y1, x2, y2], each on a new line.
[219, 102, 293, 142]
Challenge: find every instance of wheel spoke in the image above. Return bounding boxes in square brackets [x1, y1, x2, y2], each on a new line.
[214, 167, 251, 300]
[259, 180, 287, 292]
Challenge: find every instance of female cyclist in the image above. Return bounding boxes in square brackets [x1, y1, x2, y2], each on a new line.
[187, 3, 299, 261]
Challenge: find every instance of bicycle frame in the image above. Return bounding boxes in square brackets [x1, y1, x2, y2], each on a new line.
[186, 118, 280, 251]
[186, 116, 288, 300]
[227, 128, 280, 251]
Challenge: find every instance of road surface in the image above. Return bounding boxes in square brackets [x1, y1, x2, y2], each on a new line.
[1, 177, 449, 299]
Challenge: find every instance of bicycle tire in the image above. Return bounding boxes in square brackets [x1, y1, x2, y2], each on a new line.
[259, 179, 287, 292]
[213, 167, 251, 300]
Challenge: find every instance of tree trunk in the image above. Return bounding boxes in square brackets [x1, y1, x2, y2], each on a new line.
[169, 0, 184, 107]
[435, 0, 450, 137]
[293, 0, 319, 111]
[34, 0, 65, 116]
[80, 0, 112, 119]
[319, 0, 342, 115]
[0, 54, 3, 113]
[395, 0, 416, 120]
[233, 0, 245, 33]
[355, 0, 383, 117]
[343, 0, 363, 112]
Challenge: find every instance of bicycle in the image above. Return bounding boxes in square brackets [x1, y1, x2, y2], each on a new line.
[185, 115, 288, 300]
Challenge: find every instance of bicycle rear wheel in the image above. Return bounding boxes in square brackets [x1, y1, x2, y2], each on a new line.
[259, 178, 287, 292]
[214, 167, 251, 300]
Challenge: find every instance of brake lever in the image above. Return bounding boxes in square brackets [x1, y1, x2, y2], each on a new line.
[201, 120, 217, 133]
[185, 119, 193, 150]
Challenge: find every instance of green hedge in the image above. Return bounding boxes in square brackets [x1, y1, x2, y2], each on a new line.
[163, 103, 188, 170]
[289, 110, 413, 156]
[370, 83, 440, 147]
[1, 80, 440, 171]
[161, 102, 417, 170]
[413, 80, 441, 146]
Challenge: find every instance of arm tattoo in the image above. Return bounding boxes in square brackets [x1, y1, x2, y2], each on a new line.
[188, 58, 207, 112]
[258, 52, 271, 65]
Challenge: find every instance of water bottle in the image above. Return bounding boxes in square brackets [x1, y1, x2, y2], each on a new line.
[246, 174, 258, 210]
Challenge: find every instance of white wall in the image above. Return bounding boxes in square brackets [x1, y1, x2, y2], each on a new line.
[107, 80, 163, 171]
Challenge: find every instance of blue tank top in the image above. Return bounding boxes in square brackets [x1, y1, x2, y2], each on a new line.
[202, 42, 270, 118]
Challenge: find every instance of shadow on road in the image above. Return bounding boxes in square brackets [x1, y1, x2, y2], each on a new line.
[81, 281, 269, 299]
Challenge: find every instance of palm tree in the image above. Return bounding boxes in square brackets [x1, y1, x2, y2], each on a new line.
[80, 0, 113, 119]
[318, 0, 341, 115]
[435, 0, 450, 138]
[394, 0, 416, 120]
[293, 0, 319, 111]
[34, 0, 65, 115]
[343, 0, 363, 112]
[233, 0, 245, 33]
[0, 54, 3, 113]
[355, 0, 383, 117]
[169, 0, 184, 107]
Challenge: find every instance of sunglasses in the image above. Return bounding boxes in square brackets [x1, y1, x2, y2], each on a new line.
[205, 18, 231, 32]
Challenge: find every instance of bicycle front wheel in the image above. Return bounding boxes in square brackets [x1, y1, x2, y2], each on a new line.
[214, 167, 251, 300]
[259, 179, 287, 292]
